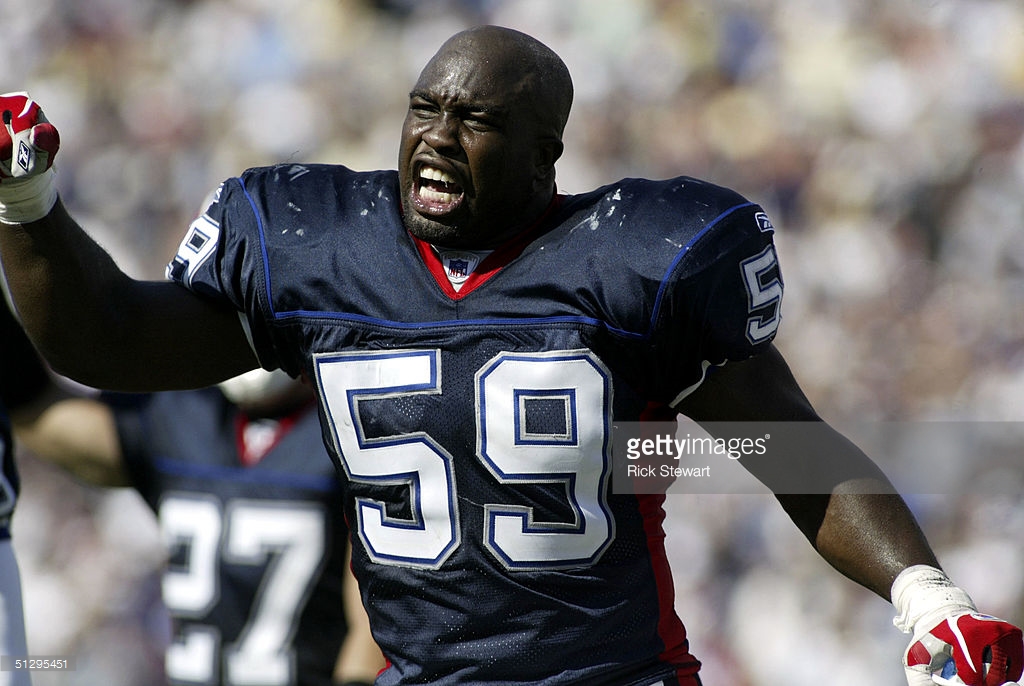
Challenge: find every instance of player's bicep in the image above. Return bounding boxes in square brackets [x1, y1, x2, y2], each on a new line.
[118, 280, 259, 391]
[674, 344, 817, 423]
[677, 345, 890, 497]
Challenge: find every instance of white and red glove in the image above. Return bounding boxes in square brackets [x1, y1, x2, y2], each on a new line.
[0, 91, 60, 225]
[894, 565, 1023, 685]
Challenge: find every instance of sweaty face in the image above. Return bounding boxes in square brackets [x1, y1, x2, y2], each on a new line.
[398, 42, 551, 249]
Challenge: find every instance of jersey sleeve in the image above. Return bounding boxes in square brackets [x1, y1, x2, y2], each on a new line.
[660, 204, 783, 403]
[165, 174, 286, 374]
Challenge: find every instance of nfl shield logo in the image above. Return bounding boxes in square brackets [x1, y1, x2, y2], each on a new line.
[447, 258, 470, 278]
[437, 248, 488, 289]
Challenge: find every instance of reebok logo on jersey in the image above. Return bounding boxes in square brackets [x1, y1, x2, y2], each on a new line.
[755, 211, 773, 233]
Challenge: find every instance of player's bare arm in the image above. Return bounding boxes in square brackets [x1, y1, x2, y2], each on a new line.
[676, 344, 940, 598]
[0, 93, 256, 392]
[678, 345, 1022, 683]
[1, 200, 257, 392]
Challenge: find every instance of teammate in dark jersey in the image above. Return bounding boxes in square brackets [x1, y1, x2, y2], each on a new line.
[0, 406, 30, 686]
[8, 334, 384, 685]
[0, 24, 1020, 686]
[0, 300, 51, 686]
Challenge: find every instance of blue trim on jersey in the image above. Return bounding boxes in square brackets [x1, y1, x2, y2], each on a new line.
[277, 309, 648, 340]
[651, 201, 757, 333]
[237, 177, 278, 319]
[249, 193, 758, 344]
[152, 456, 338, 492]
[234, 175, 637, 340]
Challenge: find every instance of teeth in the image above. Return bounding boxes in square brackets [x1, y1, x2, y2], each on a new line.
[418, 187, 456, 204]
[420, 166, 457, 185]
[417, 165, 460, 205]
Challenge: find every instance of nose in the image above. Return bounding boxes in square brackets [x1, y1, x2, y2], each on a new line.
[421, 112, 461, 154]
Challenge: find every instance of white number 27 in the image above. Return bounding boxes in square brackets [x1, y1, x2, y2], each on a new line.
[160, 496, 326, 685]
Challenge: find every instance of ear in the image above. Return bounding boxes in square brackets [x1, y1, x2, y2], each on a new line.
[533, 137, 564, 188]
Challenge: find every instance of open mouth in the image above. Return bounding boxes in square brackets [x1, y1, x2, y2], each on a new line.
[413, 164, 465, 215]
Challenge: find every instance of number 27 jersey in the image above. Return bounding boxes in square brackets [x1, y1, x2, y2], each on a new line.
[168, 165, 783, 685]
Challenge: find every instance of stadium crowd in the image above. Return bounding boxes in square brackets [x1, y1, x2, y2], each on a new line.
[3, 0, 1024, 683]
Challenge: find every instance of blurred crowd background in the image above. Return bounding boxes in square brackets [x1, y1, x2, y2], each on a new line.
[3, 0, 1024, 683]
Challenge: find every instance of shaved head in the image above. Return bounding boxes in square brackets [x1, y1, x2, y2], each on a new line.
[399, 26, 575, 248]
[426, 25, 573, 142]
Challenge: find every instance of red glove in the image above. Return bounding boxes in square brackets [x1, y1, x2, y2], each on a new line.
[895, 566, 1023, 685]
[906, 612, 1023, 685]
[0, 91, 60, 224]
[0, 92, 59, 179]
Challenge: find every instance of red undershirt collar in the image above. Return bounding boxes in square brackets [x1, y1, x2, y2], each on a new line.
[411, 193, 565, 300]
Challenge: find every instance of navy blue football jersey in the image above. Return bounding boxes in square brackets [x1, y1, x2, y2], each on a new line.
[168, 165, 783, 685]
[111, 388, 349, 686]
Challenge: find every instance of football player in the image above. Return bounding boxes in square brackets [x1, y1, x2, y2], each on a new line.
[0, 295, 52, 686]
[0, 404, 30, 686]
[0, 25, 1020, 686]
[5, 303, 383, 686]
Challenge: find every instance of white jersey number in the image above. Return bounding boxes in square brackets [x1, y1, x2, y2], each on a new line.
[160, 495, 326, 686]
[317, 348, 614, 571]
[741, 243, 784, 343]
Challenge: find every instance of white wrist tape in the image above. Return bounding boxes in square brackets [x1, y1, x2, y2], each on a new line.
[891, 564, 977, 634]
[0, 168, 57, 225]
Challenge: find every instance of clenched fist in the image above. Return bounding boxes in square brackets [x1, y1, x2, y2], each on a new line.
[0, 92, 60, 224]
